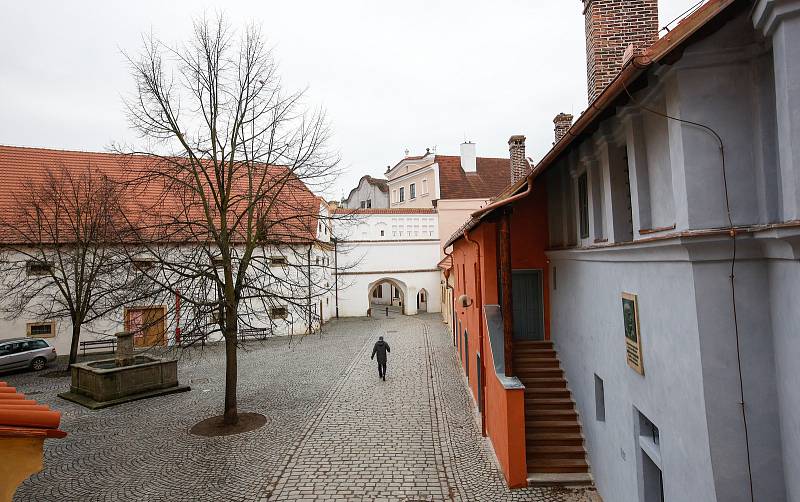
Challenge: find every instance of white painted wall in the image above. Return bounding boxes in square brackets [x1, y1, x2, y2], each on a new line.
[334, 211, 442, 317]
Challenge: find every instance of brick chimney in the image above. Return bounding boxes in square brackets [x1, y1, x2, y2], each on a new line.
[508, 135, 527, 184]
[553, 113, 574, 144]
[582, 0, 658, 102]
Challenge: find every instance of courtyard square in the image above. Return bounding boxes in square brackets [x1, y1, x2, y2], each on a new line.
[5, 314, 595, 502]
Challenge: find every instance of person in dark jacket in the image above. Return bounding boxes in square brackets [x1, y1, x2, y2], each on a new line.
[371, 336, 391, 381]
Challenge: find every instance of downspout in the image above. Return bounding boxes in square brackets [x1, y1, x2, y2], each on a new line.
[334, 238, 339, 319]
[443, 245, 456, 346]
[463, 228, 487, 438]
[307, 245, 312, 334]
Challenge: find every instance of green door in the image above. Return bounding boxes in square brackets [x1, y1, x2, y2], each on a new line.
[512, 270, 544, 341]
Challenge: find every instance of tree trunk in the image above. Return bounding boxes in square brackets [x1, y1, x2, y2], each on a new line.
[68, 320, 82, 367]
[223, 307, 239, 425]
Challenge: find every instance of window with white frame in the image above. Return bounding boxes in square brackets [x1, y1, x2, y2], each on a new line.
[410, 183, 416, 199]
[399, 187, 405, 202]
[422, 178, 428, 195]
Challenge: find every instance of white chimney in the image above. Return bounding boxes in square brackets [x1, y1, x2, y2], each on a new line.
[460, 142, 477, 172]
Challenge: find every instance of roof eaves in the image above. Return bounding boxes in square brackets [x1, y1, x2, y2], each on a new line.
[447, 0, 736, 248]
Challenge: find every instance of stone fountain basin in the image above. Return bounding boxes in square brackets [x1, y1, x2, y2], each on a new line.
[59, 355, 190, 409]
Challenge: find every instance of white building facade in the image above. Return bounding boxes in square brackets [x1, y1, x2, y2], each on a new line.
[333, 209, 441, 317]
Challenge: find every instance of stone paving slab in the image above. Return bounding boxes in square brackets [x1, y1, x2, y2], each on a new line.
[6, 314, 597, 502]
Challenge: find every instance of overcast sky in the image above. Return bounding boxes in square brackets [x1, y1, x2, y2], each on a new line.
[0, 1, 699, 200]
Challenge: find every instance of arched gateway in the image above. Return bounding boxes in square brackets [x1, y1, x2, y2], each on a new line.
[367, 277, 420, 316]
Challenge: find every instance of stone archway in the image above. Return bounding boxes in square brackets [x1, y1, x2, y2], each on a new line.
[367, 277, 411, 315]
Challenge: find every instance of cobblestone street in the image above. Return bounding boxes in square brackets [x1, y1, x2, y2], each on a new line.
[7, 314, 596, 502]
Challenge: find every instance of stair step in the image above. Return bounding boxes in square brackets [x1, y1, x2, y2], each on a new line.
[515, 340, 553, 348]
[515, 368, 563, 378]
[513, 357, 560, 366]
[526, 421, 582, 433]
[514, 348, 557, 356]
[528, 409, 578, 419]
[527, 472, 594, 487]
[519, 377, 567, 388]
[525, 395, 575, 410]
[525, 388, 572, 398]
[528, 458, 590, 474]
[526, 432, 585, 446]
[528, 445, 587, 459]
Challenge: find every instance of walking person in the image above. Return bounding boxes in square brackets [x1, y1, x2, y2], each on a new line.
[371, 336, 391, 381]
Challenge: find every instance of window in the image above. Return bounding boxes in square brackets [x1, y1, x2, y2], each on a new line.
[270, 256, 287, 266]
[270, 306, 288, 319]
[315, 257, 320, 265]
[211, 258, 226, 269]
[392, 189, 397, 202]
[380, 230, 384, 237]
[422, 178, 428, 195]
[594, 374, 605, 421]
[578, 172, 589, 239]
[132, 259, 155, 273]
[366, 199, 372, 208]
[360, 201, 366, 208]
[410, 183, 416, 199]
[399, 187, 405, 202]
[637, 410, 664, 502]
[26, 261, 51, 276]
[27, 321, 55, 338]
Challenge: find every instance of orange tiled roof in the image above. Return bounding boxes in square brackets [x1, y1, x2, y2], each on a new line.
[0, 145, 321, 244]
[435, 155, 511, 200]
[0, 381, 66, 439]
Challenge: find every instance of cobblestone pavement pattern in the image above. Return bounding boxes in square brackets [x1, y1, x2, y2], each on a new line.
[8, 314, 597, 502]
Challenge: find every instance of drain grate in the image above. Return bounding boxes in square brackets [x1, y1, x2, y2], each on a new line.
[190, 377, 211, 384]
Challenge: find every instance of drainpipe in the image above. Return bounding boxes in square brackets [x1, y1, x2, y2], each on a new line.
[498, 208, 514, 377]
[463, 228, 487, 438]
[333, 238, 339, 319]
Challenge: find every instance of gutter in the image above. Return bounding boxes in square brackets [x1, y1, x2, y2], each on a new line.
[444, 0, 735, 250]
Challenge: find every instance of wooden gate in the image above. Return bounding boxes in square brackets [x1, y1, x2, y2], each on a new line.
[125, 306, 167, 347]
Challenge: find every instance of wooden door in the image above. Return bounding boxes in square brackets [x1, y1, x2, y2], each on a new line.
[512, 270, 544, 341]
[126, 307, 167, 347]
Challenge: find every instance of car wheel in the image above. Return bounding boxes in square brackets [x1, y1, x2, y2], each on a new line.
[30, 357, 47, 371]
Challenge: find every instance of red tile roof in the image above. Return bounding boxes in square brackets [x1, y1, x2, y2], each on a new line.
[333, 208, 436, 215]
[0, 381, 66, 439]
[435, 155, 511, 200]
[0, 145, 321, 244]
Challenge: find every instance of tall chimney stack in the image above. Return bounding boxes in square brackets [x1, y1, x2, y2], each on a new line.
[554, 113, 574, 144]
[582, 0, 658, 102]
[508, 135, 527, 184]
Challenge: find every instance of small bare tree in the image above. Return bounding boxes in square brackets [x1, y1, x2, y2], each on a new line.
[120, 15, 342, 426]
[0, 164, 143, 366]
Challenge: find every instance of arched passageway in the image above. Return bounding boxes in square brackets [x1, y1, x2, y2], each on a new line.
[368, 277, 407, 316]
[417, 288, 428, 312]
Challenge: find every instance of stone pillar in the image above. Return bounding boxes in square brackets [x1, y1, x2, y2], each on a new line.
[115, 332, 134, 367]
[753, 0, 800, 221]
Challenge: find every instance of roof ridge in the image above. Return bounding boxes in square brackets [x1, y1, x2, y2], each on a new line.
[0, 144, 122, 156]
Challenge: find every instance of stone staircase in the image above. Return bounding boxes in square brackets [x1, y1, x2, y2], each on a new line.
[513, 340, 593, 486]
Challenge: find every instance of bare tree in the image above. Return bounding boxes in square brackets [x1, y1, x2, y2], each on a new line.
[120, 15, 343, 425]
[0, 164, 143, 366]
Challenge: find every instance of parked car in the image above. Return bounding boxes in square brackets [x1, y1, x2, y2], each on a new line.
[0, 338, 57, 372]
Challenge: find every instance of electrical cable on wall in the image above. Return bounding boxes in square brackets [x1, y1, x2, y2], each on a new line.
[622, 83, 755, 502]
